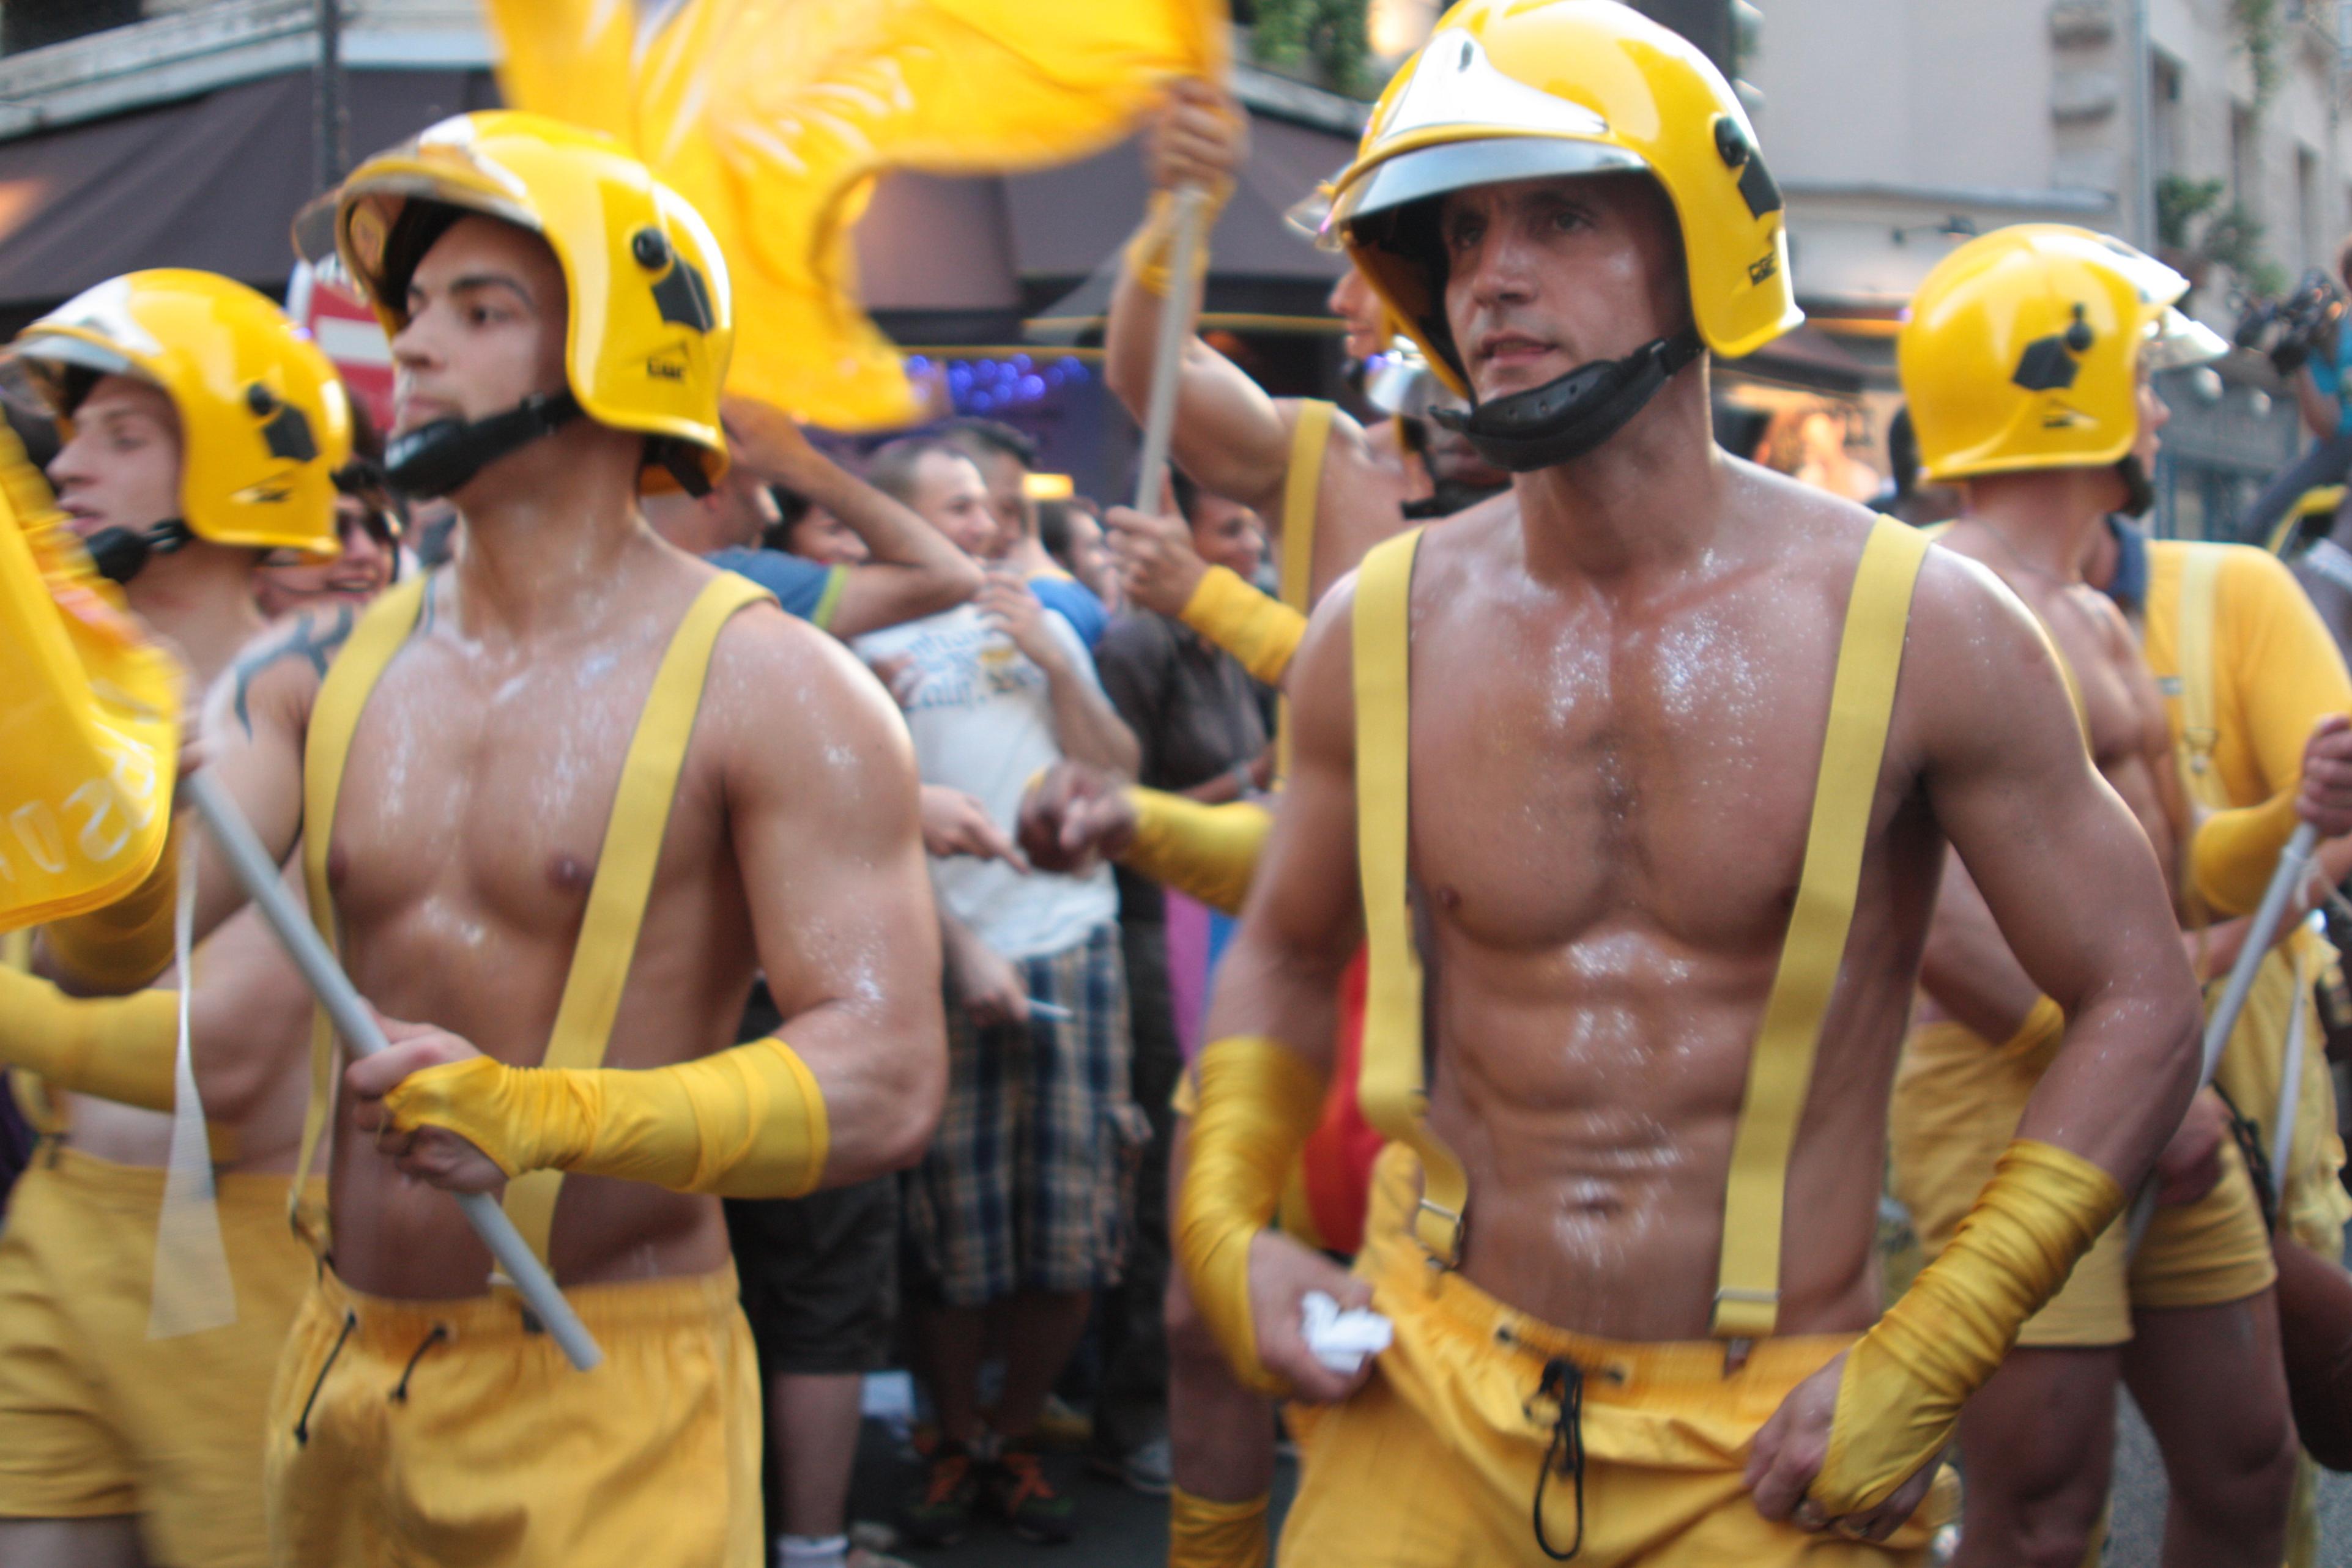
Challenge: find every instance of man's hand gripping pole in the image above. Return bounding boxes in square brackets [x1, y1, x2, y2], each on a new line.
[183, 769, 604, 1371]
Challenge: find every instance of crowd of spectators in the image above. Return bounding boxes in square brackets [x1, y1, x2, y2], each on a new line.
[643, 412, 1282, 1562]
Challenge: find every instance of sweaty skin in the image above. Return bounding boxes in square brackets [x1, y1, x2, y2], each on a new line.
[172, 215, 945, 1298]
[1919, 486, 2189, 1045]
[1208, 173, 2202, 1534]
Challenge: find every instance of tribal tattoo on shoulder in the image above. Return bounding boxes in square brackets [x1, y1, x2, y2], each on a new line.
[229, 603, 356, 738]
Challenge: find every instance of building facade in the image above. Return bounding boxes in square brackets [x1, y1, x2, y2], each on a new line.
[1749, 0, 2352, 538]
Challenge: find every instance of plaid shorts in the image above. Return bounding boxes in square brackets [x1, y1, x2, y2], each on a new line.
[903, 923, 1148, 1307]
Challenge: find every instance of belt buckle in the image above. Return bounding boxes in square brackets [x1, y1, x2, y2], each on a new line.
[1414, 1196, 1465, 1271]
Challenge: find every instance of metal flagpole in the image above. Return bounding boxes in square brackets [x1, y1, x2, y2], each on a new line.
[2130, 822, 2319, 1248]
[183, 771, 603, 1370]
[1129, 185, 1212, 513]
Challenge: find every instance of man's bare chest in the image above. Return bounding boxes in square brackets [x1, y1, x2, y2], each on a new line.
[321, 643, 708, 942]
[1403, 598, 1846, 952]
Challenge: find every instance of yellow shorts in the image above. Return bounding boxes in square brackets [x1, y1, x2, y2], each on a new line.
[0, 1147, 320, 1567]
[1278, 1148, 1954, 1567]
[264, 1263, 760, 1568]
[1891, 1019, 2276, 1347]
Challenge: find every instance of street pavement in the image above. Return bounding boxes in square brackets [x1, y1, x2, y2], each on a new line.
[850, 1401, 2352, 1566]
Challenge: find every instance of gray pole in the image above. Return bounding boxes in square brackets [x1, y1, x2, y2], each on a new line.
[2128, 0, 2155, 250]
[313, 0, 346, 194]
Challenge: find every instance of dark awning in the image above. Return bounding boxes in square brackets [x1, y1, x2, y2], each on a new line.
[0, 70, 497, 312]
[0, 70, 1356, 325]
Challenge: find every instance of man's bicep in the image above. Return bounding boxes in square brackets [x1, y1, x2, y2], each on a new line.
[732, 642, 939, 1029]
[1923, 610, 2171, 1013]
[1167, 353, 1296, 514]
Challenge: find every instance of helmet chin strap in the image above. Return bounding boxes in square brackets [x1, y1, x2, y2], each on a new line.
[2115, 454, 2156, 520]
[1429, 326, 1704, 473]
[384, 390, 584, 500]
[81, 519, 192, 585]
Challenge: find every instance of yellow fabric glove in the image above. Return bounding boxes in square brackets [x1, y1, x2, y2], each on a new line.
[0, 964, 178, 1113]
[1121, 790, 1272, 917]
[2188, 788, 2303, 918]
[1168, 1487, 1269, 1568]
[1991, 995, 2066, 1074]
[1812, 1139, 2125, 1514]
[42, 818, 181, 991]
[1175, 1036, 1327, 1397]
[1124, 184, 1232, 297]
[381, 1035, 831, 1199]
[1181, 567, 1308, 687]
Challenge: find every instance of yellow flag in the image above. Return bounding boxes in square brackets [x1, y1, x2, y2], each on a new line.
[488, 0, 1226, 429]
[0, 427, 179, 931]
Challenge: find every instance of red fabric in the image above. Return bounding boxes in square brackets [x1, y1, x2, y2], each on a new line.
[1297, 946, 1383, 1256]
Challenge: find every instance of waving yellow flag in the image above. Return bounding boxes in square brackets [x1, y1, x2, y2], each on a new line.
[488, 0, 1226, 429]
[0, 427, 178, 931]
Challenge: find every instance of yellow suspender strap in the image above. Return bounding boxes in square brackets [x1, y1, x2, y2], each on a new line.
[2176, 545, 2225, 807]
[293, 575, 430, 1246]
[500, 571, 770, 1263]
[1350, 525, 1470, 1264]
[1280, 401, 1332, 614]
[1274, 400, 1334, 782]
[1712, 517, 1927, 1337]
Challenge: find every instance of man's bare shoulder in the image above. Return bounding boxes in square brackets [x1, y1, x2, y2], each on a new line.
[700, 593, 915, 791]
[206, 597, 369, 742]
[1898, 539, 2084, 766]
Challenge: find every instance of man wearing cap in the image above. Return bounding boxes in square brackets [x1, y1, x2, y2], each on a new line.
[1891, 226, 2334, 1567]
[1165, 4, 2352, 1562]
[0, 271, 353, 1568]
[87, 113, 946, 1566]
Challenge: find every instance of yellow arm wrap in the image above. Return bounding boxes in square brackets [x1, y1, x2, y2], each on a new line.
[1990, 994, 2066, 1073]
[1168, 1487, 1270, 1568]
[381, 1035, 831, 1199]
[40, 819, 181, 991]
[1180, 566, 1308, 687]
[0, 964, 178, 1113]
[1174, 1036, 1327, 1397]
[1121, 790, 1272, 917]
[1812, 1139, 2125, 1514]
[1123, 184, 1232, 297]
[2187, 787, 2303, 918]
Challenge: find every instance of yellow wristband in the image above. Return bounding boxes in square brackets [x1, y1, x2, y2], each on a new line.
[1176, 1036, 1327, 1396]
[1122, 789, 1272, 917]
[1812, 1138, 2124, 1514]
[1181, 566, 1308, 687]
[383, 1035, 831, 1199]
[1124, 184, 1232, 297]
[1168, 1487, 1270, 1568]
[0, 964, 179, 1113]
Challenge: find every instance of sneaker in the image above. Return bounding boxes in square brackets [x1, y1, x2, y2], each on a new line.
[1085, 1433, 1172, 1496]
[983, 1445, 1077, 1544]
[1029, 1393, 1093, 1452]
[900, 1443, 979, 1547]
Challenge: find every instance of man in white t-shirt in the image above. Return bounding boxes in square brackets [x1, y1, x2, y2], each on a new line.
[856, 438, 1142, 1547]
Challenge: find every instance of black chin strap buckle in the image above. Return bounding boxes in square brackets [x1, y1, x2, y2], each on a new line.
[83, 517, 191, 585]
